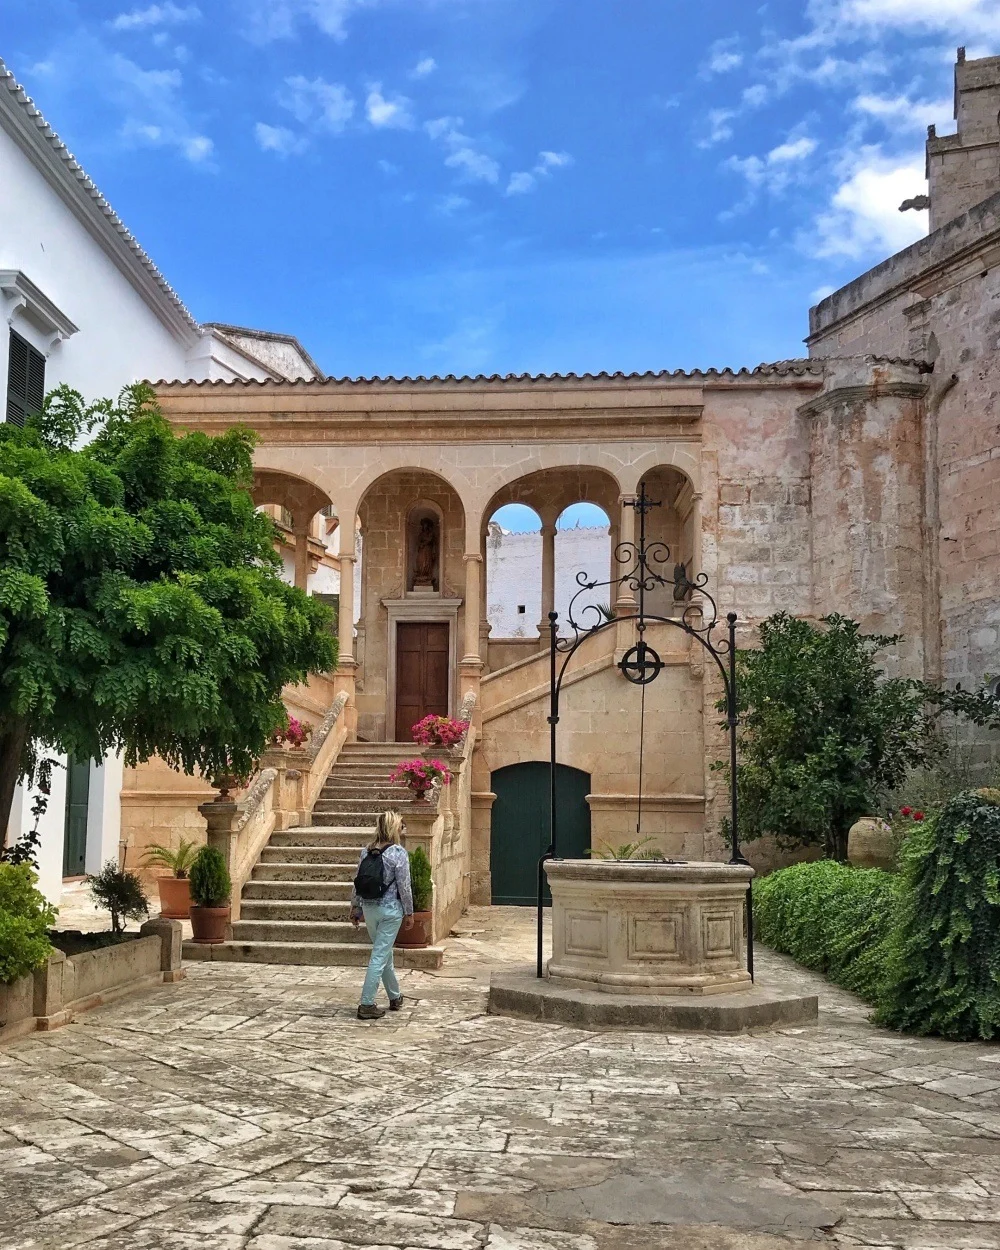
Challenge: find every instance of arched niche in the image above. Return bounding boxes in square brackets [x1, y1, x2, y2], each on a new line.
[406, 499, 445, 595]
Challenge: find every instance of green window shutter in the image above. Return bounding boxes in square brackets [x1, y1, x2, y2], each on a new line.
[6, 329, 45, 427]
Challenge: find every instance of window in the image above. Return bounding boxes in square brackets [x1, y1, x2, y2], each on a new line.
[6, 329, 45, 427]
[517, 604, 526, 614]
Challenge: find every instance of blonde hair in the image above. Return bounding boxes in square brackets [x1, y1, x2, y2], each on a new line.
[369, 810, 403, 850]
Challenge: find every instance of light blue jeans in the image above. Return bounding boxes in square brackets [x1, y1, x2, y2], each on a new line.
[360, 897, 403, 1006]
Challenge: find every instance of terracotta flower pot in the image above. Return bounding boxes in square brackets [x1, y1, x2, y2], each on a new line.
[395, 910, 433, 948]
[190, 904, 230, 943]
[157, 875, 192, 920]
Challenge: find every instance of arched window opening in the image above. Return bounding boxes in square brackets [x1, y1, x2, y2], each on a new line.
[555, 502, 611, 627]
[486, 504, 542, 639]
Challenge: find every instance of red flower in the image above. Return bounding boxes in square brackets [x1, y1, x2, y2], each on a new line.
[913, 811, 924, 821]
[900, 806, 912, 816]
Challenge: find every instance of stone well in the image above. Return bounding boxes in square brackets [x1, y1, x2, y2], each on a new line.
[544, 858, 754, 996]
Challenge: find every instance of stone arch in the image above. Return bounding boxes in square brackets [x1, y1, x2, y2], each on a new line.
[635, 463, 701, 619]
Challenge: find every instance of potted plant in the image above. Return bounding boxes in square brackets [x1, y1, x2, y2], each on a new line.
[141, 839, 198, 919]
[188, 845, 232, 943]
[271, 716, 312, 749]
[396, 845, 433, 948]
[411, 714, 469, 750]
[389, 758, 451, 801]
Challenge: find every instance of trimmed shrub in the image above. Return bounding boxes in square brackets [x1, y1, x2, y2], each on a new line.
[88, 862, 149, 935]
[876, 789, 1000, 1041]
[0, 864, 57, 983]
[409, 845, 433, 913]
[189, 846, 231, 908]
[754, 859, 901, 1002]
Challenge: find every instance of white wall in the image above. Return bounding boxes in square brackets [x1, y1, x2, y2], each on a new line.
[0, 122, 209, 901]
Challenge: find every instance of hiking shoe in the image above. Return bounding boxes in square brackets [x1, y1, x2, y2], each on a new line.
[357, 1004, 385, 1020]
[389, 995, 404, 1012]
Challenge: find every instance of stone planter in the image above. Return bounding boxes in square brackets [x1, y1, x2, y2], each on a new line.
[847, 817, 895, 870]
[544, 859, 754, 996]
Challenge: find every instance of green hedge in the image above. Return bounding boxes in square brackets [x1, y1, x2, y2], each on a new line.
[756, 789, 1000, 1041]
[754, 859, 900, 1003]
[0, 864, 57, 984]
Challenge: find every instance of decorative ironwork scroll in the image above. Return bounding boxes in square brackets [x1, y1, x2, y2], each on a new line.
[538, 482, 753, 982]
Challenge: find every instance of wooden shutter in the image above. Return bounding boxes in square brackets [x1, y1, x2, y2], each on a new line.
[6, 329, 45, 427]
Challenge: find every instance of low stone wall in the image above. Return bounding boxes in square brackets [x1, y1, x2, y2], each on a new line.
[0, 918, 184, 1044]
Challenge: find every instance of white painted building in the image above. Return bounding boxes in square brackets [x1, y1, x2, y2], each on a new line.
[0, 58, 321, 902]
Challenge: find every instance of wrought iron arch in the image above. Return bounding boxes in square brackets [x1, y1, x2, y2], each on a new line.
[537, 482, 752, 978]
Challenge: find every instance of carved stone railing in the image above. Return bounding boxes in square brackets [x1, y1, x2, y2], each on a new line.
[197, 691, 351, 929]
[403, 693, 477, 943]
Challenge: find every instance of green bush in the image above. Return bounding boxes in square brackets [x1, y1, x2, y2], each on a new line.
[0, 864, 57, 984]
[409, 845, 432, 912]
[876, 789, 1000, 1041]
[754, 859, 901, 1002]
[189, 846, 231, 908]
[88, 862, 149, 935]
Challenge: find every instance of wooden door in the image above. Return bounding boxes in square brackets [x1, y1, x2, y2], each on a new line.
[63, 756, 90, 877]
[490, 763, 591, 905]
[395, 622, 450, 741]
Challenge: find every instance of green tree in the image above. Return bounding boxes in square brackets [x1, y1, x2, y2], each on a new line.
[0, 384, 336, 836]
[721, 613, 939, 861]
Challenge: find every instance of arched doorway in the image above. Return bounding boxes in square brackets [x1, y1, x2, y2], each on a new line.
[490, 762, 591, 905]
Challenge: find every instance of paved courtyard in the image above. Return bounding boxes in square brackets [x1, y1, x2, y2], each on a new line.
[3, 908, 1000, 1250]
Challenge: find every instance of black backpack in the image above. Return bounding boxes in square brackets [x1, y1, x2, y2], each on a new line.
[354, 846, 391, 901]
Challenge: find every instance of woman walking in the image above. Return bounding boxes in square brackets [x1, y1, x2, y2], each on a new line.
[350, 810, 413, 1020]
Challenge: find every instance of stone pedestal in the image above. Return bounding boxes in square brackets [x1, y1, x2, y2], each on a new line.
[545, 859, 753, 996]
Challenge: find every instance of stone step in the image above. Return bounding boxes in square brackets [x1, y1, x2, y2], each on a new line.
[314, 796, 410, 811]
[231, 918, 367, 944]
[182, 940, 443, 970]
[289, 826, 372, 838]
[240, 899, 352, 922]
[269, 831, 366, 854]
[320, 784, 412, 799]
[252, 863, 356, 882]
[242, 879, 353, 901]
[260, 846, 361, 866]
[310, 812, 379, 827]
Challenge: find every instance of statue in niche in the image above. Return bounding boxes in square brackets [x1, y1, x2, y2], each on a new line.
[411, 515, 439, 591]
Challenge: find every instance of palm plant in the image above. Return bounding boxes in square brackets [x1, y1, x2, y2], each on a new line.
[141, 839, 199, 879]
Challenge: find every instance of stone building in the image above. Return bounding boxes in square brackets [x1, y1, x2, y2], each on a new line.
[151, 49, 1000, 915]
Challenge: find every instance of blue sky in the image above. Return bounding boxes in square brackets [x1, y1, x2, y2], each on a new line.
[3, 0, 999, 378]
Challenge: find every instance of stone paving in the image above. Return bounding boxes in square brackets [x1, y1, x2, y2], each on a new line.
[3, 908, 1000, 1249]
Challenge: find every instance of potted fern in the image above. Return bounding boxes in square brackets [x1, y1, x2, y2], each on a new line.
[141, 839, 198, 919]
[395, 845, 433, 948]
[188, 845, 232, 943]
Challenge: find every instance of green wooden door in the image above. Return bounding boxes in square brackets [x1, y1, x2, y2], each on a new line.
[63, 756, 90, 877]
[490, 762, 591, 905]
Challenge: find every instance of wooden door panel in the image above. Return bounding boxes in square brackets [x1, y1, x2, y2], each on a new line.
[395, 621, 450, 741]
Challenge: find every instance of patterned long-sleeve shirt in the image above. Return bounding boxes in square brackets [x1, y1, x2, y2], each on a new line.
[350, 843, 414, 920]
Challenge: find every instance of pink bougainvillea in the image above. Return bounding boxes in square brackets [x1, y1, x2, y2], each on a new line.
[410, 715, 469, 748]
[271, 716, 311, 748]
[390, 758, 452, 791]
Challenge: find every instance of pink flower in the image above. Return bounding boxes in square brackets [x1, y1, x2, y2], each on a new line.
[411, 715, 470, 747]
[913, 811, 924, 821]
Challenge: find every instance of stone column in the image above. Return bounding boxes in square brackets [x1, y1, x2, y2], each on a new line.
[537, 518, 557, 645]
[197, 798, 239, 928]
[690, 492, 703, 583]
[460, 552, 484, 702]
[615, 495, 637, 615]
[292, 515, 311, 591]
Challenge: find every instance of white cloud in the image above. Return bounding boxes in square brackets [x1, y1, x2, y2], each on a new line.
[830, 0, 1000, 39]
[279, 75, 355, 131]
[255, 122, 307, 156]
[437, 194, 471, 215]
[812, 149, 928, 259]
[742, 84, 768, 108]
[768, 136, 818, 164]
[241, 0, 364, 42]
[377, 158, 400, 174]
[724, 135, 818, 213]
[365, 84, 414, 128]
[698, 108, 737, 148]
[110, 2, 200, 30]
[852, 92, 951, 130]
[425, 116, 499, 184]
[411, 56, 437, 78]
[703, 36, 743, 76]
[506, 149, 573, 195]
[811, 284, 836, 301]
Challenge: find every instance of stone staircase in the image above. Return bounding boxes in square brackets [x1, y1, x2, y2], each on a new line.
[183, 743, 444, 969]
